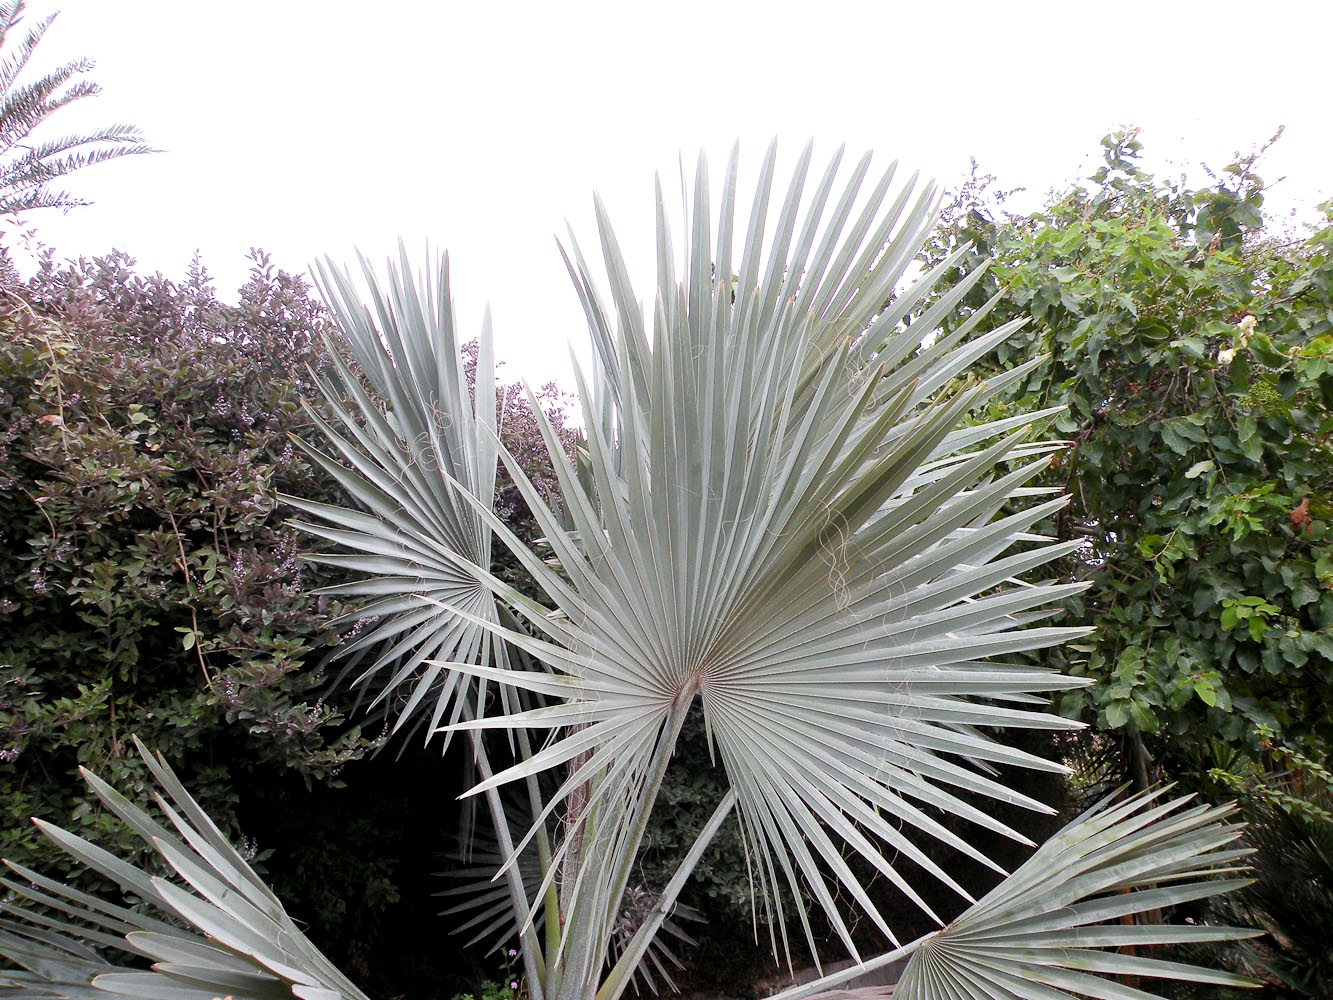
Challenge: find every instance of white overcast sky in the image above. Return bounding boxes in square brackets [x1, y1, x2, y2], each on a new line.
[11, 0, 1330, 388]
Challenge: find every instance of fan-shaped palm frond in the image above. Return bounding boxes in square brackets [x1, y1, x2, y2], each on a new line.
[278, 141, 1260, 1000]
[0, 922, 115, 998]
[776, 788, 1258, 1000]
[0, 738, 370, 1000]
[288, 247, 552, 996]
[1211, 799, 1333, 995]
[439, 143, 1092, 985]
[605, 886, 700, 997]
[0, 1, 153, 214]
[286, 246, 507, 741]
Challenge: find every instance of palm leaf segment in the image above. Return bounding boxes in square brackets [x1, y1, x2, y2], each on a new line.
[448, 141, 1094, 965]
[0, 738, 369, 1000]
[889, 789, 1259, 1000]
[286, 247, 506, 740]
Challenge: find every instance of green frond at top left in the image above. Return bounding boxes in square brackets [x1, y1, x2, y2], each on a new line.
[0, 1, 155, 214]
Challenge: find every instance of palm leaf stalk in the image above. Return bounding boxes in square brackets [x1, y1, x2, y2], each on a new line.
[0, 143, 1259, 1000]
[437, 784, 703, 997]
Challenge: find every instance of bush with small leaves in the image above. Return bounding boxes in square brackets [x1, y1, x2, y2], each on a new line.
[0, 247, 376, 882]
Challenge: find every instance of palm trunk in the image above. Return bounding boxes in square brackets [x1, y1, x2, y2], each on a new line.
[552, 683, 698, 1000]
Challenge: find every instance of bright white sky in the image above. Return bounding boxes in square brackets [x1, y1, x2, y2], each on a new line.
[12, 0, 1330, 389]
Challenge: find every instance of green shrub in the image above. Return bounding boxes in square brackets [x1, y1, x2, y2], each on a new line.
[918, 131, 1333, 790]
[0, 247, 375, 881]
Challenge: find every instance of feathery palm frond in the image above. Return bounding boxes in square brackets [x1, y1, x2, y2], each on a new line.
[0, 738, 370, 1000]
[0, 1, 153, 214]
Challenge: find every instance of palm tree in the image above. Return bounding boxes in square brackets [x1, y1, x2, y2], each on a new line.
[0, 0, 153, 214]
[0, 143, 1258, 999]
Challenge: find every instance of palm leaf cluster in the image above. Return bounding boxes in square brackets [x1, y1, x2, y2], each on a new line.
[444, 144, 1093, 983]
[0, 0, 152, 214]
[0, 739, 368, 1000]
[0, 142, 1260, 1000]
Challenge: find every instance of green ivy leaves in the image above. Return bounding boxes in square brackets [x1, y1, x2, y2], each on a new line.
[1220, 596, 1282, 642]
[920, 131, 1333, 776]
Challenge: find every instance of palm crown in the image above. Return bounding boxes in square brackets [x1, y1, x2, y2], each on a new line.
[0, 143, 1257, 1000]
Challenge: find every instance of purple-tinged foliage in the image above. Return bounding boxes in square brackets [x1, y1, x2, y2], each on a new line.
[0, 247, 375, 878]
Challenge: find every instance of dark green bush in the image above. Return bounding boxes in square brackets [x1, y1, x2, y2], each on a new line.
[0, 246, 377, 883]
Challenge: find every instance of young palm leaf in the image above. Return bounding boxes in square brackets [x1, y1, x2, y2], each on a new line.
[290, 247, 553, 995]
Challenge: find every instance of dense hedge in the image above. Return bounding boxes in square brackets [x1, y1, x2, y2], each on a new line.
[0, 247, 368, 833]
[0, 247, 449, 981]
[918, 132, 1333, 793]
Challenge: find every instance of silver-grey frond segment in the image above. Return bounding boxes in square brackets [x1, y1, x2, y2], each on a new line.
[0, 738, 370, 1000]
